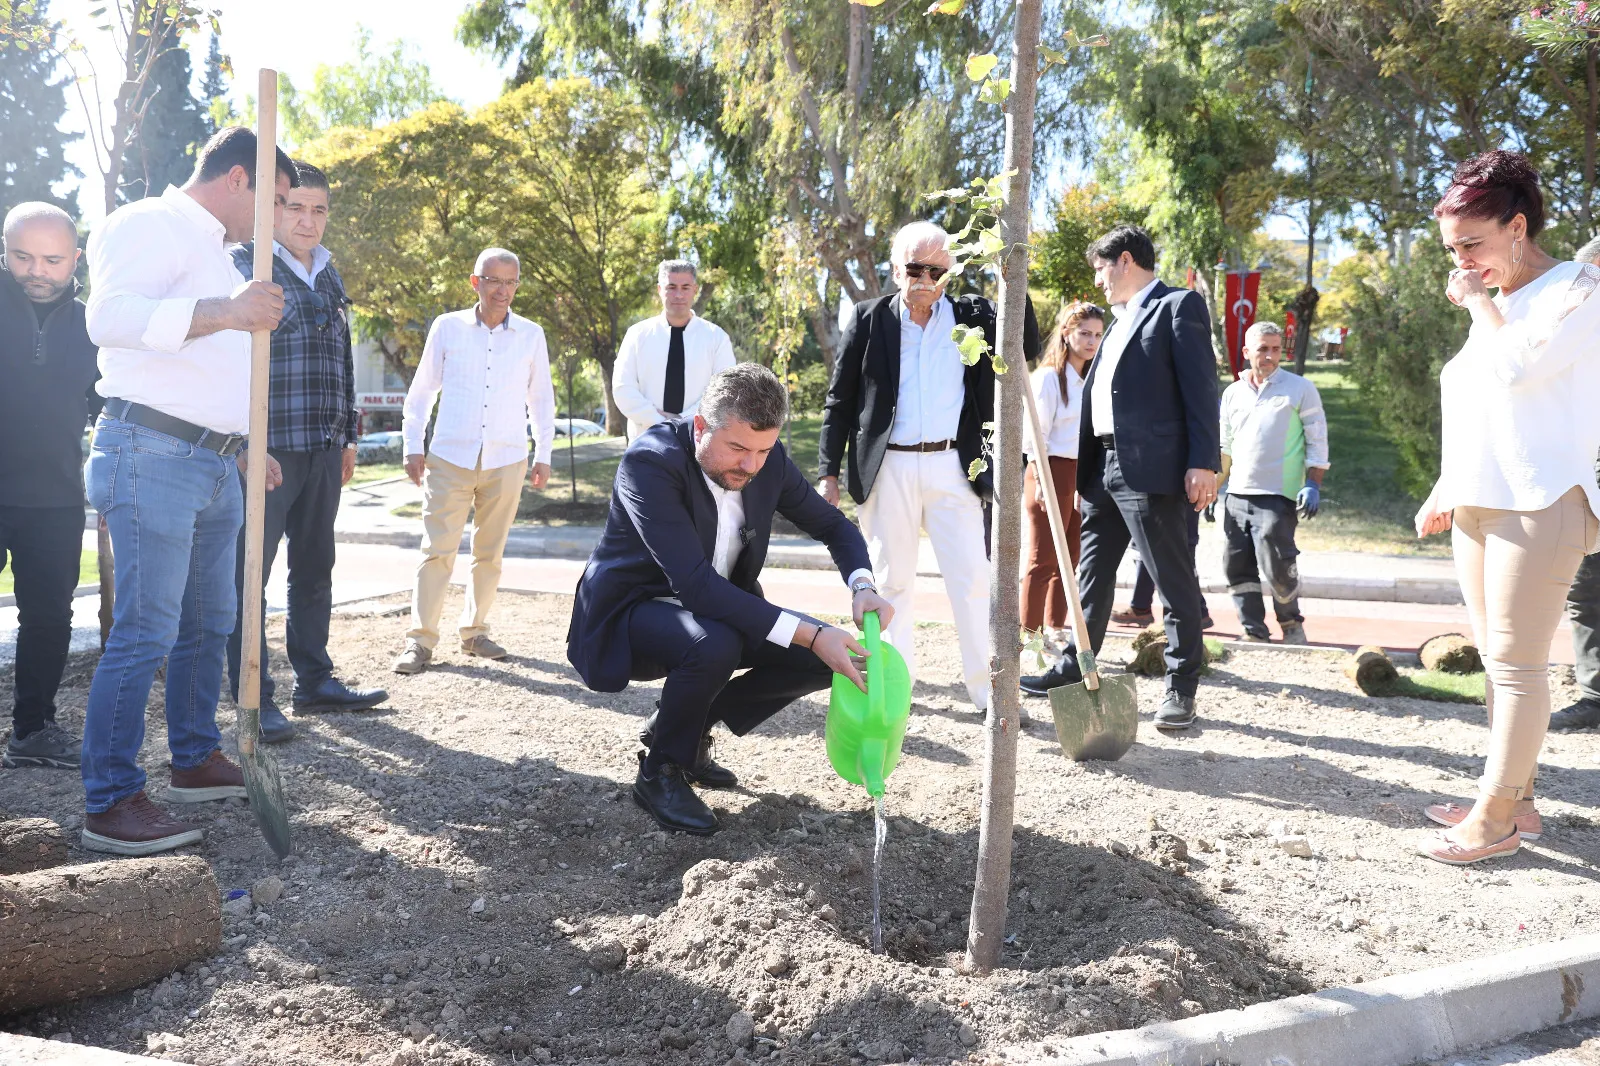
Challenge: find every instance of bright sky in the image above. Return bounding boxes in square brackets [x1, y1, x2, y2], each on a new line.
[58, 0, 514, 222]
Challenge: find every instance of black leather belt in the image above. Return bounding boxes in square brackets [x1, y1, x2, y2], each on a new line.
[1097, 435, 1116, 450]
[101, 397, 247, 457]
[886, 439, 954, 453]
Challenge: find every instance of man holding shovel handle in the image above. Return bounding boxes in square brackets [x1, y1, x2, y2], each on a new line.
[79, 125, 296, 855]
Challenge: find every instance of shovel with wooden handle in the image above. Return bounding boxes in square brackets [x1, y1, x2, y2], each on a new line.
[1020, 375, 1139, 761]
[236, 68, 293, 858]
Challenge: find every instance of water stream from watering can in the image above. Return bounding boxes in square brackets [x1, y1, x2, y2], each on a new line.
[871, 795, 887, 953]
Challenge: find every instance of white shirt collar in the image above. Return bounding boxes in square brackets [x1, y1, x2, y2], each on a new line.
[899, 294, 951, 328]
[1111, 277, 1161, 319]
[1248, 367, 1279, 391]
[162, 185, 226, 243]
[474, 305, 518, 332]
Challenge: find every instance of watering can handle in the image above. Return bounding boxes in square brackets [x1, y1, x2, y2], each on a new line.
[864, 610, 884, 727]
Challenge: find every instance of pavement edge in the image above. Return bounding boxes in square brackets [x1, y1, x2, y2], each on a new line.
[1041, 933, 1600, 1066]
[0, 1033, 163, 1065]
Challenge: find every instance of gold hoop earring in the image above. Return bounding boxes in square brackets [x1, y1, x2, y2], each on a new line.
[1512, 238, 1523, 265]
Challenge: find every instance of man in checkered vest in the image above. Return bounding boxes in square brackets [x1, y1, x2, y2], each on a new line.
[225, 160, 388, 739]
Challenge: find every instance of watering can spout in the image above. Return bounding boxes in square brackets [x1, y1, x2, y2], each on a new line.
[860, 739, 888, 799]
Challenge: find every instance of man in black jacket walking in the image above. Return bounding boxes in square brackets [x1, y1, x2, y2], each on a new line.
[1022, 225, 1221, 729]
[0, 202, 100, 769]
[819, 221, 1037, 713]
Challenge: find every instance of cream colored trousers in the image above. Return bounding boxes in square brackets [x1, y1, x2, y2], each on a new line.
[406, 452, 528, 650]
[1452, 486, 1598, 801]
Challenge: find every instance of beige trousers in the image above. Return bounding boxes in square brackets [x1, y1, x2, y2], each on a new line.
[1452, 486, 1597, 800]
[406, 452, 528, 649]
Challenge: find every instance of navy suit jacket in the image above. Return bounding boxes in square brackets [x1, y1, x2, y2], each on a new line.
[567, 419, 872, 693]
[1077, 280, 1221, 500]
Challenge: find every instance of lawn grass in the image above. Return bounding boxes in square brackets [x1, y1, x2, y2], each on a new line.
[347, 462, 405, 487]
[1294, 361, 1448, 557]
[0, 550, 98, 597]
[1385, 669, 1487, 704]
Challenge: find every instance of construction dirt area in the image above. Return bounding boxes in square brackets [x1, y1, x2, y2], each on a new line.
[4, 589, 1600, 1066]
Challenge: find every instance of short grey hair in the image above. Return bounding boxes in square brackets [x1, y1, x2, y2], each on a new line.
[1576, 235, 1600, 266]
[2, 201, 77, 245]
[700, 363, 788, 432]
[1244, 321, 1283, 348]
[890, 220, 949, 265]
[657, 259, 697, 285]
[473, 247, 519, 275]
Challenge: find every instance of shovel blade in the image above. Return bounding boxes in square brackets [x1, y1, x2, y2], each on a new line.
[1048, 673, 1139, 761]
[236, 703, 293, 858]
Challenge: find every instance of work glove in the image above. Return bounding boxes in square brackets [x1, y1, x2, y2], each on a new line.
[1296, 481, 1321, 519]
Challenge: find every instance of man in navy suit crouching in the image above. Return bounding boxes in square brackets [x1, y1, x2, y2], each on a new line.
[568, 364, 891, 835]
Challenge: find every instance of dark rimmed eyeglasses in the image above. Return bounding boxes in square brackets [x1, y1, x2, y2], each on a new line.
[903, 262, 948, 282]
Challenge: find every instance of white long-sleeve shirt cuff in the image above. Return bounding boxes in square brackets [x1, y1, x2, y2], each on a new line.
[845, 568, 874, 590]
[140, 296, 199, 354]
[766, 611, 802, 647]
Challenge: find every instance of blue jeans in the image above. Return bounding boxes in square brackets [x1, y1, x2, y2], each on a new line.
[81, 417, 241, 812]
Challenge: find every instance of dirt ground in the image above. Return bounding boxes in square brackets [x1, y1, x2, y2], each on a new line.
[4, 588, 1600, 1066]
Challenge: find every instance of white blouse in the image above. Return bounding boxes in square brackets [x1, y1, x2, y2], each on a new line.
[1437, 260, 1600, 546]
[1025, 363, 1085, 460]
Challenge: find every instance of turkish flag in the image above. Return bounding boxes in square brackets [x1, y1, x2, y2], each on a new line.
[1223, 269, 1261, 379]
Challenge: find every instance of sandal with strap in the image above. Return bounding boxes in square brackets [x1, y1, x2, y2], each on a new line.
[1423, 801, 1542, 841]
[1417, 828, 1520, 866]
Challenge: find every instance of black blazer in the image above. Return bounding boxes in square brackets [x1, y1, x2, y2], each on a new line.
[567, 419, 871, 693]
[818, 292, 1039, 505]
[1077, 281, 1220, 499]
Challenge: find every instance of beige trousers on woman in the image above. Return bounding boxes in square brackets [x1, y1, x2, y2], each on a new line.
[1452, 486, 1598, 800]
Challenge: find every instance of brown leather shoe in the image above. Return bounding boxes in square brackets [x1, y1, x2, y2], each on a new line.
[1110, 605, 1155, 626]
[82, 791, 204, 856]
[165, 749, 248, 803]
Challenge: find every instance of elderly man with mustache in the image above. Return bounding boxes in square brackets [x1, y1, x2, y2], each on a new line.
[818, 220, 1037, 714]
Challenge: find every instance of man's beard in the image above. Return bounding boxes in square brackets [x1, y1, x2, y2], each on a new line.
[695, 441, 751, 491]
[19, 276, 72, 303]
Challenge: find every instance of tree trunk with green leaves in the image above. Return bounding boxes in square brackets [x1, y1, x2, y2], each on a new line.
[964, 0, 1042, 977]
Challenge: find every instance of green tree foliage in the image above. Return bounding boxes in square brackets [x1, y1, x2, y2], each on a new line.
[302, 79, 662, 433]
[1030, 183, 1142, 307]
[1340, 241, 1467, 496]
[200, 32, 231, 135]
[0, 0, 79, 212]
[118, 12, 208, 202]
[280, 29, 445, 146]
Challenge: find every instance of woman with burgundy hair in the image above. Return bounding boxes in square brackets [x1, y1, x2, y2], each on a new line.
[1414, 150, 1600, 865]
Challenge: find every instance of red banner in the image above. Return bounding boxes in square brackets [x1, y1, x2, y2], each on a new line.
[1285, 309, 1298, 356]
[1223, 269, 1261, 379]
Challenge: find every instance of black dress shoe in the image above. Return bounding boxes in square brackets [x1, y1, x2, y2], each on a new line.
[632, 754, 718, 835]
[1020, 653, 1083, 697]
[1155, 691, 1197, 731]
[639, 708, 738, 788]
[292, 678, 390, 713]
[1551, 697, 1600, 731]
[259, 699, 296, 744]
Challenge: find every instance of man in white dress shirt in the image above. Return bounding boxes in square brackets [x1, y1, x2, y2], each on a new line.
[394, 248, 556, 674]
[79, 127, 293, 855]
[612, 260, 736, 439]
[819, 221, 1038, 712]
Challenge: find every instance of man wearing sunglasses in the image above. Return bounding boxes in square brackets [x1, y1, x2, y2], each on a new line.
[227, 161, 388, 738]
[819, 220, 1038, 713]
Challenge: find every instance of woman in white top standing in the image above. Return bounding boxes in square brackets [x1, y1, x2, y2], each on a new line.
[1021, 300, 1103, 650]
[1415, 150, 1600, 865]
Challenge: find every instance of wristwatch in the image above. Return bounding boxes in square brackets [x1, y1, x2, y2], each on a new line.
[850, 577, 877, 596]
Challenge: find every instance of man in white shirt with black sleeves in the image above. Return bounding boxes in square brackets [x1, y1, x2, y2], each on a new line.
[612, 260, 736, 440]
[393, 248, 556, 674]
[79, 127, 293, 856]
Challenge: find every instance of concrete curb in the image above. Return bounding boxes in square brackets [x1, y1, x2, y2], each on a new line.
[1041, 933, 1600, 1066]
[330, 526, 1464, 605]
[0, 583, 98, 610]
[0, 1034, 161, 1064]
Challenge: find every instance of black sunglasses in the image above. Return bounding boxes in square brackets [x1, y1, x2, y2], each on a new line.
[308, 292, 332, 330]
[903, 262, 948, 282]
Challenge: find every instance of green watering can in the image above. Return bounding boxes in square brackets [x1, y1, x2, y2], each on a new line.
[825, 611, 912, 798]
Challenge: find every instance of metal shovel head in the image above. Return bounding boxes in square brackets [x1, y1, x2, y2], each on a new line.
[1048, 672, 1139, 761]
[236, 703, 293, 858]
